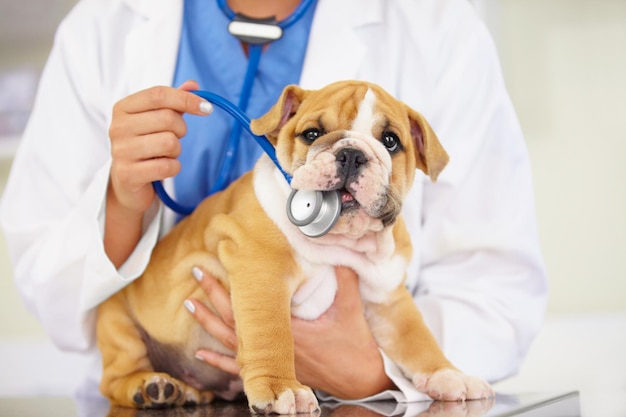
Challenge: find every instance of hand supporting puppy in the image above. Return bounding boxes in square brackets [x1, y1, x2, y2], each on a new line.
[187, 266, 395, 400]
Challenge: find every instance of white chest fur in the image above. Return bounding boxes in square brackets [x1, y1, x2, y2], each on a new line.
[254, 157, 408, 320]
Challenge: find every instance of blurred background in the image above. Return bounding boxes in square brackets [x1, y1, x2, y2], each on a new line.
[1, 0, 625, 415]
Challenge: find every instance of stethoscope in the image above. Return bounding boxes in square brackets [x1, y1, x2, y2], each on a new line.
[152, 0, 341, 238]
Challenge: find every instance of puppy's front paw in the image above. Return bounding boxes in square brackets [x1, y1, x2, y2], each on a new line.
[246, 379, 319, 415]
[412, 369, 493, 401]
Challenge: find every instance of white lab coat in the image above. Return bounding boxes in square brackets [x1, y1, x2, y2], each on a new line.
[0, 0, 547, 401]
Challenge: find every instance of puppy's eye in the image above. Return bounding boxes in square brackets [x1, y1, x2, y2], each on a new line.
[382, 131, 401, 153]
[300, 128, 323, 144]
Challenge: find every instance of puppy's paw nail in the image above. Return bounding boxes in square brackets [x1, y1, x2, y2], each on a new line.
[133, 391, 145, 406]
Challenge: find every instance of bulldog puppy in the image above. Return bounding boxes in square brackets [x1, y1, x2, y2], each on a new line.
[97, 80, 493, 414]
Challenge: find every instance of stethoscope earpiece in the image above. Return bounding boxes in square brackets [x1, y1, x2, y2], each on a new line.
[287, 189, 342, 238]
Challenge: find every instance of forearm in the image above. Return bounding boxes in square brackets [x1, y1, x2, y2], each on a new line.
[104, 182, 147, 268]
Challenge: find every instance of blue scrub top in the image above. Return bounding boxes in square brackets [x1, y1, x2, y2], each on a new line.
[172, 0, 317, 212]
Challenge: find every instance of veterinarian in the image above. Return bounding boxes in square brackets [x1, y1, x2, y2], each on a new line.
[0, 0, 548, 403]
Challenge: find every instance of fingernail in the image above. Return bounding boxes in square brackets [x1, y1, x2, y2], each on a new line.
[184, 299, 196, 314]
[192, 266, 203, 281]
[199, 100, 213, 115]
[194, 353, 205, 361]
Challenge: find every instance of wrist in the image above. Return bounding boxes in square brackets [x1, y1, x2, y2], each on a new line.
[334, 370, 395, 400]
[104, 183, 148, 268]
[320, 352, 396, 400]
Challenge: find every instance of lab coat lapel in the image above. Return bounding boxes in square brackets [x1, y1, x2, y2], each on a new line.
[123, 0, 184, 93]
[299, 0, 381, 89]
[121, 0, 379, 91]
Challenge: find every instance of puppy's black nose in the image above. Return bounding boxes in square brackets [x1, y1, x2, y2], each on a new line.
[336, 148, 368, 181]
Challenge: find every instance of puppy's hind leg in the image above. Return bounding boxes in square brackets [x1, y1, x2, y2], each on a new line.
[97, 294, 213, 408]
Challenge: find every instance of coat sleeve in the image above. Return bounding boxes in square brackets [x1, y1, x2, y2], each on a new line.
[400, 0, 548, 384]
[0, 1, 162, 352]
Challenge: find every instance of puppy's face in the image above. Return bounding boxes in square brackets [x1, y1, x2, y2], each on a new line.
[251, 81, 449, 238]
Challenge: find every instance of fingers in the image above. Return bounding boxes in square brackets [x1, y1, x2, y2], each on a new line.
[184, 267, 240, 374]
[333, 266, 362, 312]
[107, 80, 211, 214]
[184, 266, 240, 377]
[192, 267, 236, 328]
[184, 298, 238, 352]
[109, 84, 211, 140]
[177, 79, 201, 92]
[110, 107, 190, 138]
[115, 84, 212, 117]
[334, 266, 358, 289]
[111, 157, 181, 194]
[194, 349, 241, 376]
[113, 130, 181, 162]
[109, 126, 183, 196]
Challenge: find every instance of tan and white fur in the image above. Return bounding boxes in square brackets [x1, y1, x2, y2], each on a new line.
[97, 80, 493, 414]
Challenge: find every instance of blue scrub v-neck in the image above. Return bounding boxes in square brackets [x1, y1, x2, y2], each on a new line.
[172, 0, 317, 213]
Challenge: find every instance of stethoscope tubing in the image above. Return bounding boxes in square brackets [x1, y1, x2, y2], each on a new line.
[153, 0, 316, 216]
[192, 90, 292, 183]
[209, 44, 262, 194]
[151, 90, 292, 215]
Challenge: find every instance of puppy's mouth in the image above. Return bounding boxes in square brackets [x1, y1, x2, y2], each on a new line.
[336, 185, 398, 227]
[339, 189, 360, 213]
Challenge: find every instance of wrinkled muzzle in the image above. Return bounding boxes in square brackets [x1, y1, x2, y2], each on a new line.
[290, 133, 401, 228]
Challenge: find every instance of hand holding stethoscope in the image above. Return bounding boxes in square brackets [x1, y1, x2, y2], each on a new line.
[107, 80, 213, 223]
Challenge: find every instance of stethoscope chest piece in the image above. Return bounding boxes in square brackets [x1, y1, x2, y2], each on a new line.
[287, 189, 342, 238]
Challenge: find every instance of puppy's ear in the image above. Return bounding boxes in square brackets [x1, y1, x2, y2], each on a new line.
[407, 107, 449, 182]
[250, 85, 306, 144]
